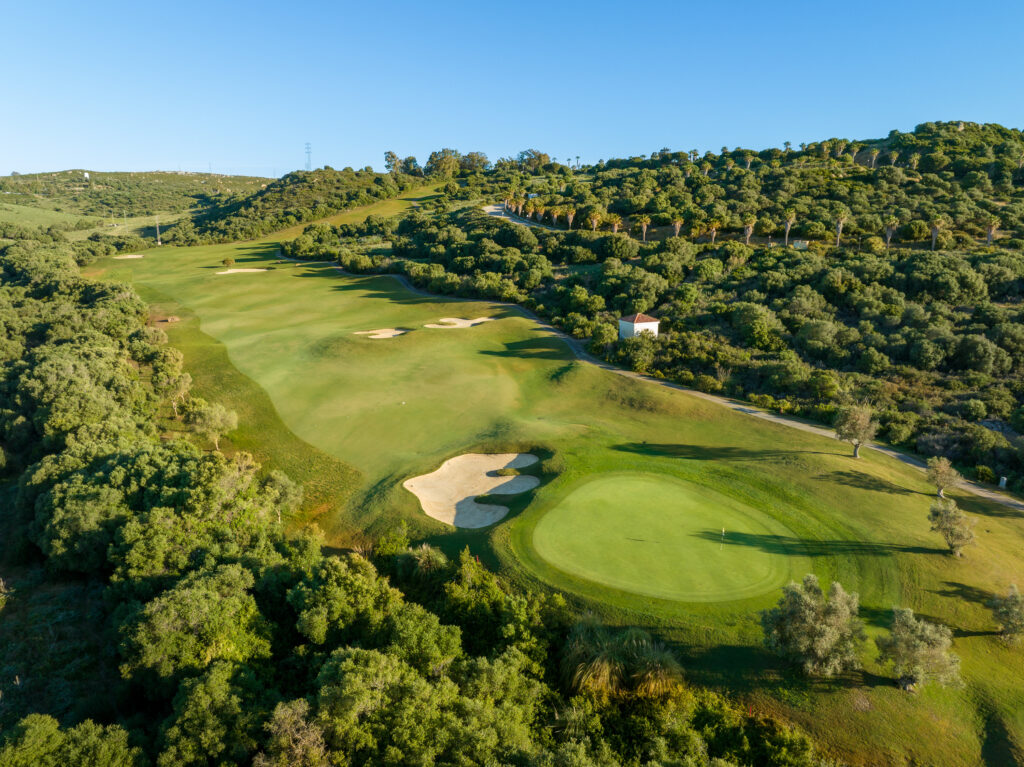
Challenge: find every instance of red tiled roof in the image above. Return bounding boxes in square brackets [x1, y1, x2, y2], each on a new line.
[619, 313, 658, 323]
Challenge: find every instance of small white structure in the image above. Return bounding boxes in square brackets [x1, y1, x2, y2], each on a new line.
[618, 313, 659, 340]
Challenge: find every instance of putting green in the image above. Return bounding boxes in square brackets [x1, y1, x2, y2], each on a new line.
[532, 473, 808, 602]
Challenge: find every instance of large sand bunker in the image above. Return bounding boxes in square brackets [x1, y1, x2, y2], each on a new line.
[217, 268, 269, 274]
[424, 317, 494, 329]
[112, 254, 144, 259]
[353, 328, 409, 339]
[404, 453, 539, 528]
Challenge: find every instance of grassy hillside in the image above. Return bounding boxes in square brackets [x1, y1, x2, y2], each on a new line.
[163, 167, 426, 243]
[98, 215, 1024, 764]
[0, 169, 270, 217]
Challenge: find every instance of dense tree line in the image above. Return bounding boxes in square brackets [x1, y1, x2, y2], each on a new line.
[0, 234, 833, 765]
[165, 168, 423, 245]
[0, 170, 269, 218]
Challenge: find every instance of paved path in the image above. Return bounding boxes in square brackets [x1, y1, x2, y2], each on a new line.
[482, 204, 559, 230]
[280, 254, 1024, 514]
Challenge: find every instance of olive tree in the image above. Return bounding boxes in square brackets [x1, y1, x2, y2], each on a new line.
[834, 406, 877, 458]
[760, 574, 865, 676]
[926, 456, 961, 498]
[876, 608, 960, 690]
[928, 498, 976, 556]
[988, 585, 1024, 641]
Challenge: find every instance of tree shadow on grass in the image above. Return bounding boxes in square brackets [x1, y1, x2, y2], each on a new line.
[479, 335, 571, 361]
[815, 470, 919, 496]
[692, 530, 943, 557]
[611, 442, 836, 462]
[679, 642, 893, 692]
[952, 493, 1024, 520]
[933, 580, 995, 606]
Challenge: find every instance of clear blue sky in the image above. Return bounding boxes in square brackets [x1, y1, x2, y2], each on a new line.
[5, 0, 1022, 177]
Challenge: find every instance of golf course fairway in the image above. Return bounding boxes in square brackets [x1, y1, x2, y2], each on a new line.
[532, 473, 807, 602]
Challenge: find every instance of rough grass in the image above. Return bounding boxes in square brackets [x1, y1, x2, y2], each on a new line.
[88, 197, 1024, 766]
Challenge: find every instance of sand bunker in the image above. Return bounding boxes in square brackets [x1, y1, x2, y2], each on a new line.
[112, 254, 144, 259]
[424, 317, 494, 329]
[216, 268, 269, 274]
[353, 328, 409, 339]
[404, 453, 539, 528]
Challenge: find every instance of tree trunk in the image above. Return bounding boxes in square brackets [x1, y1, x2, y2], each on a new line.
[784, 222, 792, 246]
[836, 222, 844, 247]
[885, 228, 894, 247]
[987, 228, 994, 245]
[710, 229, 717, 244]
[853, 443, 861, 458]
[642, 226, 647, 241]
[938, 487, 945, 498]
[931, 229, 938, 251]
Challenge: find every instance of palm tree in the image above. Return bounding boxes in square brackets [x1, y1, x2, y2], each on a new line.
[870, 148, 881, 168]
[636, 214, 651, 241]
[889, 150, 900, 166]
[849, 143, 861, 163]
[783, 208, 797, 247]
[701, 161, 712, 176]
[742, 151, 754, 170]
[708, 219, 721, 245]
[606, 213, 622, 234]
[561, 620, 682, 701]
[742, 213, 757, 245]
[589, 212, 602, 232]
[534, 205, 545, 223]
[834, 140, 848, 158]
[835, 212, 848, 247]
[549, 207, 560, 227]
[784, 140, 792, 154]
[908, 153, 921, 170]
[987, 216, 1000, 245]
[671, 216, 684, 237]
[566, 208, 576, 230]
[524, 201, 535, 220]
[930, 216, 946, 251]
[884, 215, 899, 248]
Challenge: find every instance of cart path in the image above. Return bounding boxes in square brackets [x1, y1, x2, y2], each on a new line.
[278, 255, 1024, 514]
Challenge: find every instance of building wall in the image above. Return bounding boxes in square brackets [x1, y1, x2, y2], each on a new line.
[618, 320, 659, 339]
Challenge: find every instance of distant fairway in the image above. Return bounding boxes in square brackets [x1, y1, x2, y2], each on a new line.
[533, 473, 807, 602]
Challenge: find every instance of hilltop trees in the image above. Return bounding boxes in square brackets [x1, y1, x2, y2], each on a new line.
[760, 575, 865, 676]
[876, 608, 960, 690]
[928, 498, 976, 556]
[834, 406, 878, 458]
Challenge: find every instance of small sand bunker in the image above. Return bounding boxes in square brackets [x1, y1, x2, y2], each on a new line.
[424, 317, 494, 329]
[112, 254, 144, 259]
[354, 328, 409, 339]
[160, 316, 180, 324]
[404, 453, 539, 528]
[216, 268, 269, 274]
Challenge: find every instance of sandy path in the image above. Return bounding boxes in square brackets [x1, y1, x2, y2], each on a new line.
[354, 328, 409, 339]
[112, 254, 144, 259]
[424, 317, 493, 329]
[404, 453, 540, 528]
[216, 268, 269, 274]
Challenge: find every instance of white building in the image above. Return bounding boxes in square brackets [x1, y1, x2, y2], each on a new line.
[618, 313, 659, 340]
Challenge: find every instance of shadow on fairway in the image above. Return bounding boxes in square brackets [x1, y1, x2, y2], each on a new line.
[678, 642, 893, 692]
[954, 492, 1024, 519]
[933, 580, 995, 606]
[694, 530, 944, 557]
[612, 442, 836, 461]
[815, 470, 919, 496]
[480, 335, 570, 361]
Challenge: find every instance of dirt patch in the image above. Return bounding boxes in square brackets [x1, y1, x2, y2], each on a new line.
[112, 254, 144, 259]
[354, 328, 409, 339]
[403, 453, 539, 528]
[216, 268, 269, 274]
[424, 317, 494, 329]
